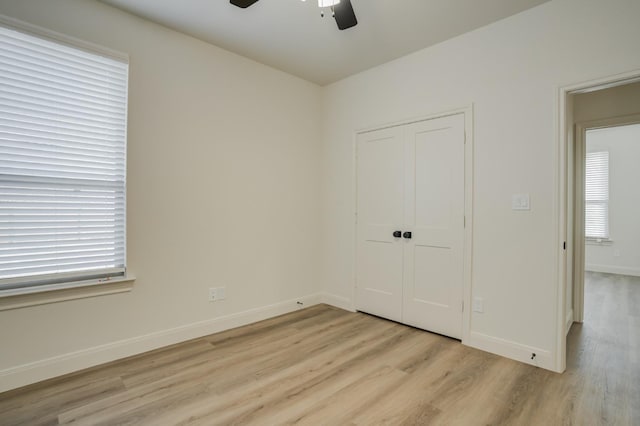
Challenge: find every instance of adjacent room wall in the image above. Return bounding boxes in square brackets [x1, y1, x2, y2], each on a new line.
[0, 0, 322, 391]
[320, 0, 640, 371]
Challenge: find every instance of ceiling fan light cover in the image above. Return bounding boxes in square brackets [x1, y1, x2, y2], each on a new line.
[318, 0, 340, 7]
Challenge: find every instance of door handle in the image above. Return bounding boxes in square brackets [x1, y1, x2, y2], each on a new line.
[393, 231, 402, 238]
[403, 231, 412, 239]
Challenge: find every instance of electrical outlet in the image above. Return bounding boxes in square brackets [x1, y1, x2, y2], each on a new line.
[512, 194, 530, 211]
[209, 287, 226, 302]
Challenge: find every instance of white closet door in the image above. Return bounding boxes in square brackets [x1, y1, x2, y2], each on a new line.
[402, 114, 465, 339]
[355, 127, 405, 322]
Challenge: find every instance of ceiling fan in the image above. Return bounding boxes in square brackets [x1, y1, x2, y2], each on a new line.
[230, 0, 358, 31]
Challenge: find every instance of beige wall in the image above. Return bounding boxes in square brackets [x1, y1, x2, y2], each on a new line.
[320, 0, 640, 370]
[0, 0, 322, 390]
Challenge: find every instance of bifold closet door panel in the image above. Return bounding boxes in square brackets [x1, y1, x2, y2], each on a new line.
[355, 113, 465, 339]
[355, 127, 404, 323]
[402, 114, 465, 339]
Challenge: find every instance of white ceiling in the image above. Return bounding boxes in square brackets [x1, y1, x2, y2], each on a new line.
[99, 0, 549, 86]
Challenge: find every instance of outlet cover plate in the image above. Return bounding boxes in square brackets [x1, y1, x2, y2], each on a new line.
[512, 194, 530, 211]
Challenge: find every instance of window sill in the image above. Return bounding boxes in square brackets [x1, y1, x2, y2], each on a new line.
[0, 275, 136, 311]
[586, 238, 613, 246]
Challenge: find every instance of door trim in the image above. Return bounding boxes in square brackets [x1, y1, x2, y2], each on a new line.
[556, 68, 640, 374]
[352, 105, 474, 344]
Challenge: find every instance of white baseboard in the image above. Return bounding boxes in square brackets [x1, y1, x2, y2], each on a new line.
[320, 294, 557, 371]
[585, 264, 640, 277]
[565, 309, 574, 336]
[0, 291, 560, 393]
[321, 292, 355, 312]
[464, 331, 554, 372]
[0, 293, 323, 393]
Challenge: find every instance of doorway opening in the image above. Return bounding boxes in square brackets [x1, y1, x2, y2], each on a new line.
[560, 75, 640, 372]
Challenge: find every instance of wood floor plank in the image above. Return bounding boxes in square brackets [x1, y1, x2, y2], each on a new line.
[58, 313, 377, 425]
[350, 343, 468, 425]
[284, 366, 409, 426]
[231, 327, 428, 425]
[115, 316, 402, 425]
[0, 376, 125, 426]
[1, 272, 638, 425]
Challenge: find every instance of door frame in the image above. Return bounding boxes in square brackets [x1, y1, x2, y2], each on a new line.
[352, 105, 474, 344]
[556, 69, 640, 373]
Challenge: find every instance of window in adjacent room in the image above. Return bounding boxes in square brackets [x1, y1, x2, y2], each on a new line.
[584, 149, 609, 240]
[0, 21, 129, 293]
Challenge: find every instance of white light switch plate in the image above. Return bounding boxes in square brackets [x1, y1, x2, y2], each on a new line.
[512, 194, 530, 210]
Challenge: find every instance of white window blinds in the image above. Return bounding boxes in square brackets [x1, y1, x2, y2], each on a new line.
[585, 150, 609, 239]
[0, 24, 129, 290]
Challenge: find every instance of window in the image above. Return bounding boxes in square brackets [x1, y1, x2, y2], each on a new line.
[0, 22, 129, 292]
[584, 150, 609, 240]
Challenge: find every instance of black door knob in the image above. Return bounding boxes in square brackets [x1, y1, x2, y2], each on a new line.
[403, 231, 412, 239]
[393, 231, 402, 238]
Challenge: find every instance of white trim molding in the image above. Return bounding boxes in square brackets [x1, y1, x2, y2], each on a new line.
[565, 309, 574, 336]
[466, 331, 554, 371]
[0, 276, 136, 312]
[321, 292, 355, 312]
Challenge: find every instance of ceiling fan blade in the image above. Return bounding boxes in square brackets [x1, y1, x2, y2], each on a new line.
[333, 0, 358, 30]
[230, 0, 260, 8]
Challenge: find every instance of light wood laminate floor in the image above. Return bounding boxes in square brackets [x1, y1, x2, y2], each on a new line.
[1, 272, 638, 425]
